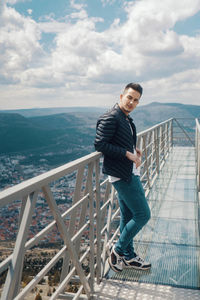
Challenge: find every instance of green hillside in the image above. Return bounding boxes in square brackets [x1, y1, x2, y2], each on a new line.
[0, 112, 93, 155]
[0, 103, 199, 163]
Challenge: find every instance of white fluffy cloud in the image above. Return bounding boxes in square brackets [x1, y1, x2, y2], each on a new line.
[1, 0, 200, 108]
[0, 3, 43, 85]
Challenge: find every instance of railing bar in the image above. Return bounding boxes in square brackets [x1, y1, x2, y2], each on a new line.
[101, 186, 115, 275]
[174, 118, 195, 146]
[0, 197, 95, 275]
[69, 273, 91, 300]
[15, 246, 90, 300]
[100, 182, 111, 233]
[49, 248, 90, 300]
[74, 166, 92, 254]
[2, 191, 39, 300]
[100, 208, 120, 235]
[95, 158, 101, 285]
[137, 118, 173, 137]
[14, 246, 67, 300]
[100, 178, 109, 186]
[42, 185, 91, 298]
[100, 197, 111, 211]
[0, 152, 102, 206]
[60, 166, 86, 282]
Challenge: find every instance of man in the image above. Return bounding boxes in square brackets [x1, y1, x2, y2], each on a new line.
[94, 83, 151, 272]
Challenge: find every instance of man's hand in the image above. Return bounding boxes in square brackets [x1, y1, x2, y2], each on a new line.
[126, 151, 141, 168]
[136, 147, 142, 157]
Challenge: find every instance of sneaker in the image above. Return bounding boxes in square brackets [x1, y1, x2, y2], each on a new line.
[123, 255, 151, 270]
[108, 246, 124, 272]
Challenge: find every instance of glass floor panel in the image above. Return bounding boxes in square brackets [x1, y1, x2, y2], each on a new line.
[157, 201, 197, 219]
[154, 178, 196, 190]
[135, 218, 199, 246]
[148, 200, 197, 218]
[149, 187, 197, 202]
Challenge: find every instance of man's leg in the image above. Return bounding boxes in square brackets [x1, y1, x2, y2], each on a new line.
[113, 175, 151, 256]
[116, 193, 135, 260]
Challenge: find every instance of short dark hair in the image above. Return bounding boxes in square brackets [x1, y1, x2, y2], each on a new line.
[123, 83, 143, 96]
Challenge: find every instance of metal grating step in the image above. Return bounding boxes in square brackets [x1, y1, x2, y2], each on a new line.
[109, 242, 200, 289]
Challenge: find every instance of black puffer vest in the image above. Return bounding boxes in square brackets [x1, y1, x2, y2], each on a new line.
[94, 104, 137, 182]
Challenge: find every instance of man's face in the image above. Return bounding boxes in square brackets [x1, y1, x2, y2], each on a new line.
[119, 88, 141, 115]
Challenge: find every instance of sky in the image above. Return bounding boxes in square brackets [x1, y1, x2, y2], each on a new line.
[0, 0, 200, 109]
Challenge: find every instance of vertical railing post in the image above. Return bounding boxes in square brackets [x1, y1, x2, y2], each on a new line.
[95, 159, 101, 284]
[1, 191, 38, 300]
[171, 119, 174, 148]
[166, 121, 170, 155]
[143, 135, 151, 189]
[148, 131, 153, 181]
[88, 163, 95, 294]
[164, 122, 168, 159]
[154, 127, 160, 174]
[101, 182, 113, 276]
[60, 167, 85, 282]
[198, 129, 200, 192]
[42, 185, 91, 299]
[163, 124, 166, 159]
[196, 126, 198, 191]
[198, 129, 200, 191]
[196, 121, 200, 192]
[18, 196, 27, 227]
[161, 124, 163, 158]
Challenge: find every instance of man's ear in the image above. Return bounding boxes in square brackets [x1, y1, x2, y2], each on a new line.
[120, 94, 123, 101]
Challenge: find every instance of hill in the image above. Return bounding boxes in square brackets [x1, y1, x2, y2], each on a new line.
[0, 112, 94, 164]
[0, 102, 200, 165]
[1, 107, 107, 118]
[132, 102, 200, 130]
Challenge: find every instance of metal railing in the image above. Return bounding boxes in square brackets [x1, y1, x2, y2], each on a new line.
[0, 117, 194, 300]
[196, 118, 200, 194]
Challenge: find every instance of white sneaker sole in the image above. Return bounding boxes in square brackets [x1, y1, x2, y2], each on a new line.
[123, 264, 151, 270]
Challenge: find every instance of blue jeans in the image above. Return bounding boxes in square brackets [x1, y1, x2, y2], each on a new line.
[112, 174, 151, 260]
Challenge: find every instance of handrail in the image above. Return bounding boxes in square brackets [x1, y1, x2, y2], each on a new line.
[138, 118, 173, 137]
[0, 152, 102, 207]
[195, 118, 200, 192]
[0, 118, 176, 300]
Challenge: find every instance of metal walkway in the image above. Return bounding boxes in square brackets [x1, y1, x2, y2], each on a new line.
[96, 147, 200, 298]
[1, 119, 200, 300]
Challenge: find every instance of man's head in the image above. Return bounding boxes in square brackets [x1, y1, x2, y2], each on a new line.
[119, 83, 143, 116]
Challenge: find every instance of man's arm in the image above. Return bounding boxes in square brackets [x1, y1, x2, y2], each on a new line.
[94, 114, 126, 159]
[126, 151, 141, 168]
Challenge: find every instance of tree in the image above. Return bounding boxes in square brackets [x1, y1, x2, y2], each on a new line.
[53, 270, 60, 285]
[47, 287, 52, 296]
[34, 293, 42, 300]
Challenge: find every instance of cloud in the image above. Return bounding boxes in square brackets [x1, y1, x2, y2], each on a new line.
[70, 0, 86, 10]
[101, 0, 116, 7]
[6, 0, 31, 4]
[27, 9, 32, 15]
[0, 5, 43, 84]
[1, 0, 200, 109]
[144, 67, 200, 104]
[70, 9, 88, 20]
[38, 20, 70, 34]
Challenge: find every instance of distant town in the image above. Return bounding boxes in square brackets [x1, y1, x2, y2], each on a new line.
[0, 152, 87, 243]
